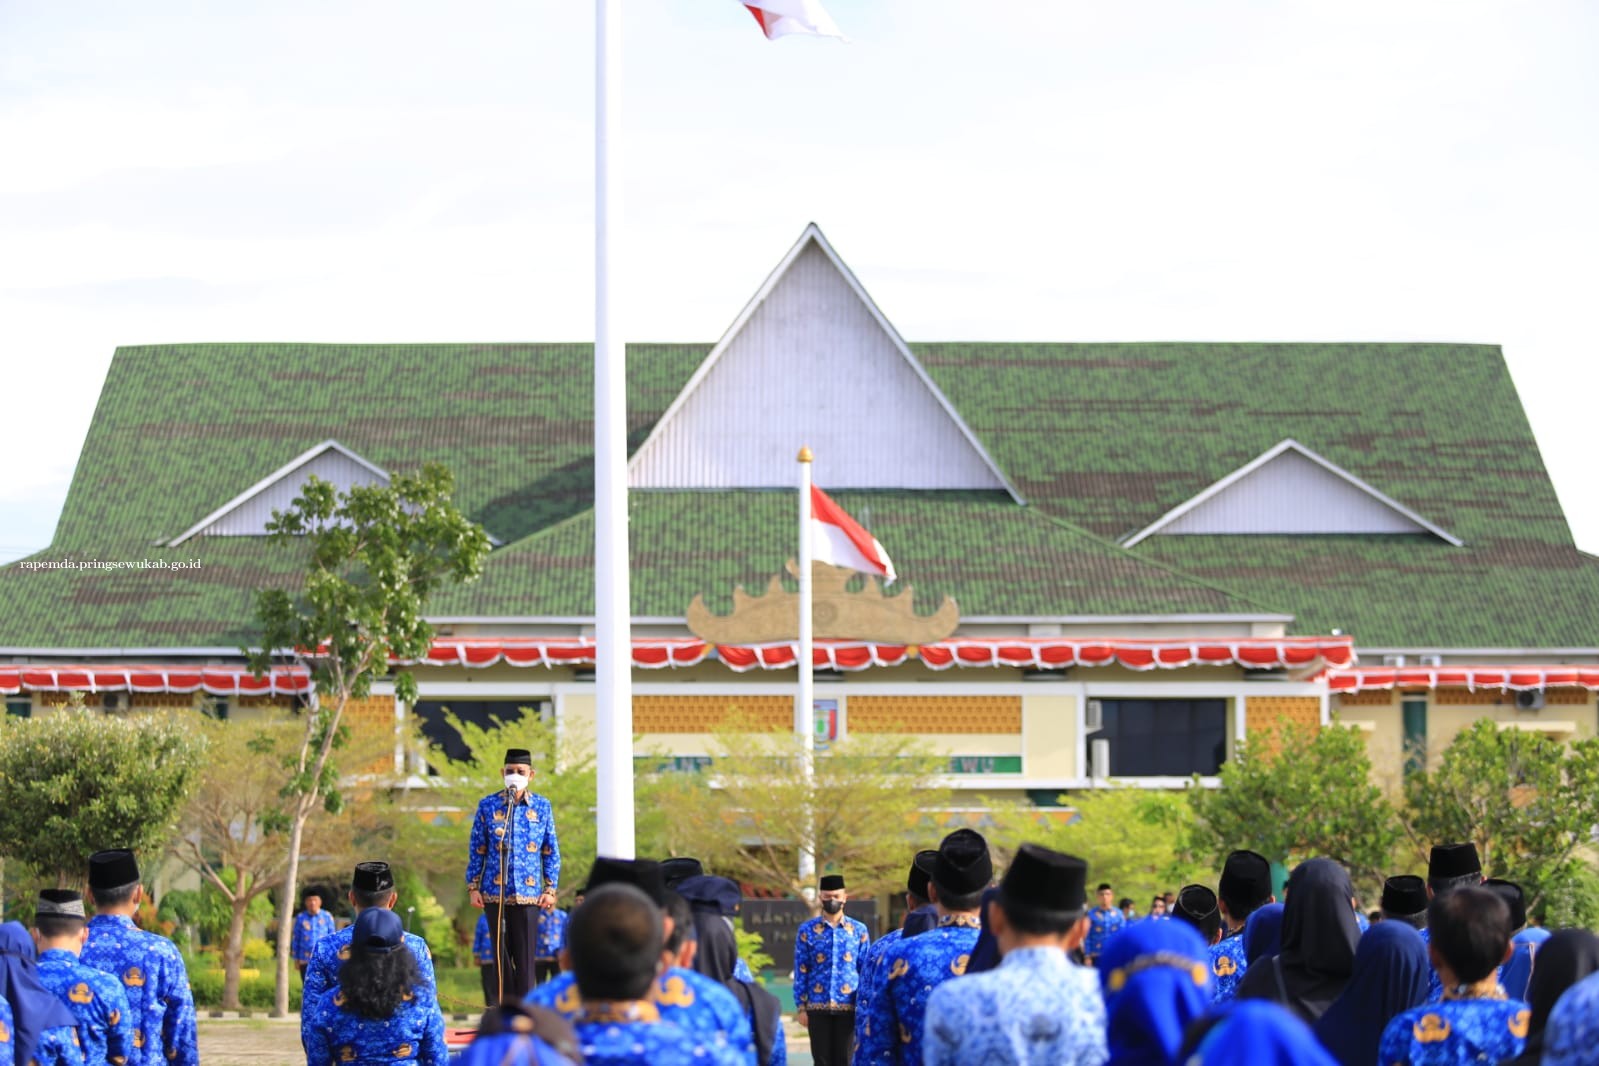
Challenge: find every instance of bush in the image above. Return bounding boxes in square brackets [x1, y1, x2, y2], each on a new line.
[735, 926, 775, 977]
[189, 969, 302, 1011]
[242, 937, 273, 964]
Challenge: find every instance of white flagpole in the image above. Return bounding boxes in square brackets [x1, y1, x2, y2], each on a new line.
[797, 446, 816, 886]
[594, 0, 635, 858]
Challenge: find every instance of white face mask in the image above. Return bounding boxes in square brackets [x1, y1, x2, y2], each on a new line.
[504, 773, 529, 792]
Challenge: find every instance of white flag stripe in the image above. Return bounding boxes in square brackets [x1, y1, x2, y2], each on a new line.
[809, 517, 897, 582]
[741, 0, 846, 40]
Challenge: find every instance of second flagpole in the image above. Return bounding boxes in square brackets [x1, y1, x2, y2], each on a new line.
[797, 446, 816, 888]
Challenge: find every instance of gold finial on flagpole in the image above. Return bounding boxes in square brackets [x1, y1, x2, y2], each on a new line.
[798, 446, 813, 463]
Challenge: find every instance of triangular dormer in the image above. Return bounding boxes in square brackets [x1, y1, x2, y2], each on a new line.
[628, 224, 1018, 497]
[165, 440, 390, 545]
[1121, 439, 1462, 546]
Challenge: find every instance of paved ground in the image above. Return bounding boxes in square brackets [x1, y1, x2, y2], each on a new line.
[198, 1016, 817, 1064]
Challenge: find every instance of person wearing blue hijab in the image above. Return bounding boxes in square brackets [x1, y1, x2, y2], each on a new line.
[1098, 916, 1212, 1066]
[963, 888, 1002, 975]
[0, 922, 82, 1066]
[1313, 919, 1429, 1066]
[1244, 902, 1285, 965]
[1189, 1000, 1339, 1066]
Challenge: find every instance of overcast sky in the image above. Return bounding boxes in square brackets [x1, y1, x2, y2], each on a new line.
[2, 0, 1596, 563]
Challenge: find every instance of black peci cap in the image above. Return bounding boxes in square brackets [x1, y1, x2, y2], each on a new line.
[88, 850, 140, 893]
[503, 748, 532, 765]
[998, 843, 1088, 914]
[1428, 842, 1482, 881]
[819, 875, 845, 891]
[1381, 875, 1428, 917]
[37, 888, 86, 920]
[933, 829, 993, 897]
[1483, 878, 1528, 930]
[1174, 884, 1220, 925]
[660, 857, 705, 889]
[908, 850, 939, 898]
[352, 861, 395, 894]
[1219, 850, 1273, 910]
[585, 857, 666, 906]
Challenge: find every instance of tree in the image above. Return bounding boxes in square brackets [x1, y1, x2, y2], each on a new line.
[637, 719, 949, 909]
[0, 702, 206, 886]
[169, 716, 390, 1008]
[983, 787, 1210, 905]
[246, 464, 492, 1016]
[1188, 720, 1401, 892]
[390, 707, 598, 907]
[1402, 718, 1599, 913]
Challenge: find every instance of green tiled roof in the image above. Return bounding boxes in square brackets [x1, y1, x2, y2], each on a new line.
[2, 340, 1595, 651]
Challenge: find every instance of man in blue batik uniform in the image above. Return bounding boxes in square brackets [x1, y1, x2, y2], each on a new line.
[1377, 887, 1529, 1066]
[854, 850, 937, 1053]
[303, 862, 437, 1012]
[1484, 878, 1547, 1001]
[1083, 882, 1123, 966]
[525, 858, 752, 1066]
[1543, 969, 1599, 1066]
[1209, 849, 1273, 1003]
[290, 890, 337, 977]
[793, 873, 870, 1066]
[81, 849, 197, 1066]
[533, 905, 569, 987]
[34, 889, 135, 1066]
[857, 828, 991, 1066]
[300, 908, 448, 1066]
[468, 747, 561, 1002]
[564, 882, 728, 1066]
[923, 843, 1107, 1066]
[1419, 842, 1486, 1003]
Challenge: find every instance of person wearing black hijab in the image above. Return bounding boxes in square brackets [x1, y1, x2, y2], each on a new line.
[1499, 928, 1599, 1066]
[1235, 857, 1361, 1024]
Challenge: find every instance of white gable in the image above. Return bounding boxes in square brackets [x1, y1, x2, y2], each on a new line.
[166, 440, 390, 545]
[1122, 440, 1462, 546]
[629, 225, 1015, 495]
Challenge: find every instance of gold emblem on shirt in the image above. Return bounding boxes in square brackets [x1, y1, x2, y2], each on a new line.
[340, 1046, 356, 1062]
[889, 958, 909, 980]
[899, 1024, 912, 1044]
[69, 983, 93, 1004]
[109, 1011, 120, 1026]
[1213, 956, 1237, 977]
[655, 976, 696, 1007]
[338, 947, 351, 961]
[555, 985, 582, 1014]
[133, 1031, 145, 1049]
[123, 968, 145, 988]
[951, 954, 969, 976]
[1414, 1014, 1451, 1043]
[1510, 1009, 1530, 1039]
[394, 1044, 412, 1057]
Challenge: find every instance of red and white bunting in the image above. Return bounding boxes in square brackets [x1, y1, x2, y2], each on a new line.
[1326, 666, 1599, 693]
[0, 665, 313, 697]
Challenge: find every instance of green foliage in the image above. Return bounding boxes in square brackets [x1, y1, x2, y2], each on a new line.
[393, 707, 596, 905]
[1537, 862, 1599, 930]
[984, 788, 1209, 905]
[636, 720, 949, 902]
[189, 968, 302, 1011]
[392, 866, 460, 968]
[0, 703, 207, 885]
[1188, 720, 1400, 892]
[734, 925, 775, 977]
[1402, 719, 1599, 914]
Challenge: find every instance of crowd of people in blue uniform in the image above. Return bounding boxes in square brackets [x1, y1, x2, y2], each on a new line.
[11, 745, 1599, 1066]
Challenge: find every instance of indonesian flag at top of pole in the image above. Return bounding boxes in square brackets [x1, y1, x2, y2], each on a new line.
[741, 0, 846, 40]
[810, 485, 897, 583]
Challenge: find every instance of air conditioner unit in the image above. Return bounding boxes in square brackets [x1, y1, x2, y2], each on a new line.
[1382, 654, 1407, 667]
[1418, 654, 1443, 667]
[1515, 690, 1546, 711]
[1085, 699, 1104, 733]
[1089, 738, 1110, 780]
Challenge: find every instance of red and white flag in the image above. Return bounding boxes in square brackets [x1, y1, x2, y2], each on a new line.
[810, 485, 896, 582]
[741, 0, 846, 41]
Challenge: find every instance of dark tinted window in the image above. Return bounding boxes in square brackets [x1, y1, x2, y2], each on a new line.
[1088, 699, 1227, 776]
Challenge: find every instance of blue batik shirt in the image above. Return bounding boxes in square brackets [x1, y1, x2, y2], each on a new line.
[80, 914, 197, 1066]
[534, 909, 569, 960]
[1208, 931, 1249, 1003]
[1499, 927, 1549, 1003]
[290, 909, 337, 965]
[37, 948, 135, 1066]
[301, 983, 447, 1066]
[1083, 907, 1125, 959]
[472, 915, 494, 966]
[793, 915, 871, 1011]
[1544, 970, 1599, 1066]
[0, 995, 13, 1066]
[572, 1001, 723, 1066]
[1376, 997, 1529, 1066]
[29, 1025, 83, 1066]
[466, 791, 561, 905]
[853, 927, 901, 1051]
[452, 1029, 578, 1066]
[303, 923, 437, 1003]
[856, 914, 982, 1066]
[525, 968, 752, 1066]
[923, 945, 1107, 1066]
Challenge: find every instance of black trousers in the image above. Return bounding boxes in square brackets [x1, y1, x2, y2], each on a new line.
[533, 958, 560, 986]
[479, 963, 496, 1007]
[806, 1009, 854, 1066]
[484, 901, 539, 1002]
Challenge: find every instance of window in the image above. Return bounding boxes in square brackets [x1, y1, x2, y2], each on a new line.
[4, 698, 30, 719]
[411, 699, 549, 770]
[1402, 698, 1427, 775]
[1087, 699, 1228, 777]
